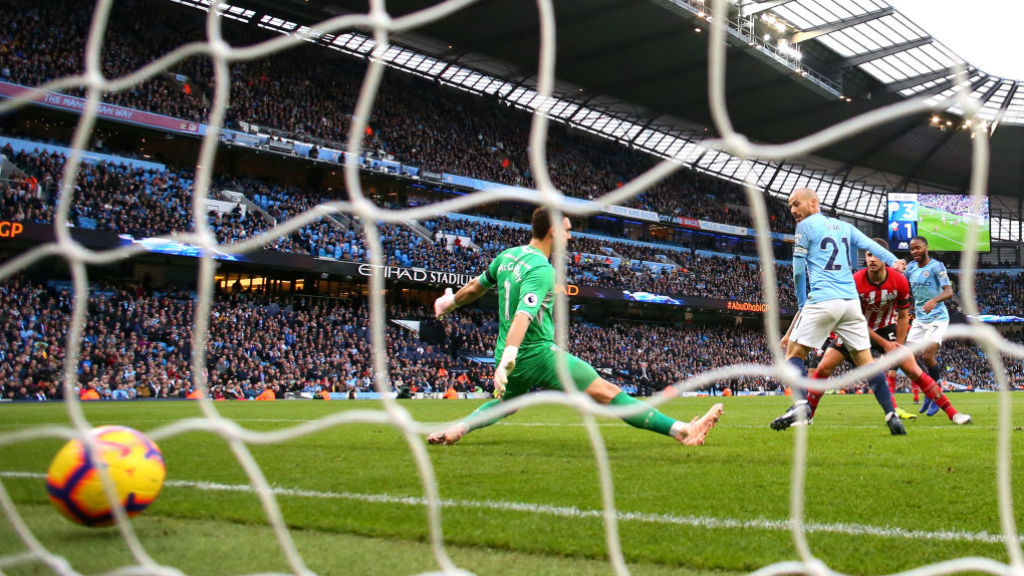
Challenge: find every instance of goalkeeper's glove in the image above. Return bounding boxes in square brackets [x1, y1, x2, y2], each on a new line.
[434, 287, 457, 319]
[493, 345, 518, 398]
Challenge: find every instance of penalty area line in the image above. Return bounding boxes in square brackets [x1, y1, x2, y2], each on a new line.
[0, 471, 1014, 545]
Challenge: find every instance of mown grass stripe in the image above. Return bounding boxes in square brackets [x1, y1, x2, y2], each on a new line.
[2, 471, 1014, 545]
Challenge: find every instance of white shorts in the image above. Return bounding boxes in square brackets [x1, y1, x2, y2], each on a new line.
[906, 319, 949, 346]
[791, 300, 871, 352]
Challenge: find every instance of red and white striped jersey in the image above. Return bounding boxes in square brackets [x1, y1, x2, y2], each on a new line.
[854, 267, 910, 331]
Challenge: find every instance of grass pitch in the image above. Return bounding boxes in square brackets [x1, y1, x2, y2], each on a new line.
[917, 206, 991, 252]
[1, 394, 1021, 576]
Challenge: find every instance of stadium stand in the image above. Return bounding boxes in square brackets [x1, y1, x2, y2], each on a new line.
[1, 0, 1021, 407]
[2, 277, 1019, 402]
[0, 0, 800, 233]
[0, 144, 802, 305]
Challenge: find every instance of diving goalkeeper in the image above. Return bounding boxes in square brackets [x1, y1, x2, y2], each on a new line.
[427, 208, 723, 446]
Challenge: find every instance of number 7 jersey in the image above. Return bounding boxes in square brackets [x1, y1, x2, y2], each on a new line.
[477, 245, 556, 358]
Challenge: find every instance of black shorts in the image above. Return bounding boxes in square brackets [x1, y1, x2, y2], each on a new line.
[824, 324, 898, 364]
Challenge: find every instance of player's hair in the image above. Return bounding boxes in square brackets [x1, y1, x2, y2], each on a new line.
[910, 235, 929, 246]
[871, 237, 889, 249]
[531, 207, 552, 239]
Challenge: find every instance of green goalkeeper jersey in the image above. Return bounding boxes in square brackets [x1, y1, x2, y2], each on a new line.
[477, 244, 555, 358]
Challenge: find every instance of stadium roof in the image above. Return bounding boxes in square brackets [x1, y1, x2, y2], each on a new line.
[176, 0, 1024, 241]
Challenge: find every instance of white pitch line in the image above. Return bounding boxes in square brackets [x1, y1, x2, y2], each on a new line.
[1, 471, 1015, 545]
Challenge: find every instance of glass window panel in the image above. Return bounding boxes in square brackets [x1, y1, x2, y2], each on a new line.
[859, 61, 897, 83]
[810, 0, 855, 19]
[841, 27, 883, 52]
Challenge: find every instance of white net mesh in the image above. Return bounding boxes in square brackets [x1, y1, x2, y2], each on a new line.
[0, 0, 1022, 574]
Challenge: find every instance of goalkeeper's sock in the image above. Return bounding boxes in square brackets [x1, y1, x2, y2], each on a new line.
[464, 399, 507, 431]
[887, 374, 898, 408]
[869, 372, 895, 414]
[609, 392, 676, 437]
[914, 373, 957, 418]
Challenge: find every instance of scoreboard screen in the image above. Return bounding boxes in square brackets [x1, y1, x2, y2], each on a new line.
[886, 193, 990, 252]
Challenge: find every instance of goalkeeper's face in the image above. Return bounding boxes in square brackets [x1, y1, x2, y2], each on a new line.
[552, 217, 572, 243]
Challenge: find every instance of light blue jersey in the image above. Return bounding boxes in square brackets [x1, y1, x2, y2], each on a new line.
[793, 213, 898, 308]
[905, 257, 951, 322]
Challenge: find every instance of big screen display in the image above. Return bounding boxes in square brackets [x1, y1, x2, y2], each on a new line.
[887, 193, 990, 252]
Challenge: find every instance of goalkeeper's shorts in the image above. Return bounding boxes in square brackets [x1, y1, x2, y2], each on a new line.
[502, 345, 600, 400]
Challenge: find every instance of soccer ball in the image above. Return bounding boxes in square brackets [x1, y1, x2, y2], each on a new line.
[46, 426, 166, 527]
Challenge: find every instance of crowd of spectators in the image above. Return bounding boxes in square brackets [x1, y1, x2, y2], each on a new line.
[0, 278, 496, 402]
[8, 143, 1024, 312]
[0, 0, 208, 121]
[6, 276, 1019, 403]
[572, 255, 797, 306]
[0, 146, 803, 304]
[0, 0, 802, 235]
[571, 320, 778, 394]
[946, 271, 1024, 317]
[919, 194, 990, 220]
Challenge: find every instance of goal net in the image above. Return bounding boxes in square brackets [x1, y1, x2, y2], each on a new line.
[0, 0, 1021, 574]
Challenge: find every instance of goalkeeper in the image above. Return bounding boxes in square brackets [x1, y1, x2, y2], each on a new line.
[428, 208, 722, 446]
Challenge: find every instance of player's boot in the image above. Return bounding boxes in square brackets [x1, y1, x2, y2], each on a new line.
[427, 423, 469, 445]
[952, 413, 973, 425]
[886, 412, 907, 435]
[918, 397, 932, 414]
[926, 401, 941, 417]
[770, 402, 812, 431]
[677, 403, 724, 446]
[894, 406, 918, 420]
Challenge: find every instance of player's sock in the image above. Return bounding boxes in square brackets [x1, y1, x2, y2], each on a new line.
[868, 372, 895, 414]
[806, 371, 824, 417]
[927, 363, 943, 385]
[464, 399, 506, 431]
[609, 392, 675, 436]
[887, 374, 898, 408]
[913, 373, 957, 418]
[787, 357, 808, 401]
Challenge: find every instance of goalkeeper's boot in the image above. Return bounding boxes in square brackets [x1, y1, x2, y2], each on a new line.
[952, 412, 973, 425]
[427, 423, 469, 445]
[677, 403, 724, 446]
[886, 412, 907, 435]
[926, 400, 941, 417]
[770, 402, 812, 431]
[919, 397, 933, 414]
[894, 406, 918, 420]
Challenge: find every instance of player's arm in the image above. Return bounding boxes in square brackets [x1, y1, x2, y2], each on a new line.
[494, 266, 554, 393]
[850, 227, 901, 267]
[781, 309, 800, 351]
[504, 312, 532, 349]
[895, 273, 911, 344]
[867, 327, 890, 349]
[491, 311, 532, 397]
[792, 250, 808, 308]
[434, 257, 500, 318]
[922, 265, 954, 313]
[895, 307, 910, 345]
[783, 230, 808, 349]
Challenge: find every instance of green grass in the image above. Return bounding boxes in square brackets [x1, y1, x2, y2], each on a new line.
[0, 394, 1021, 575]
[917, 206, 991, 252]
